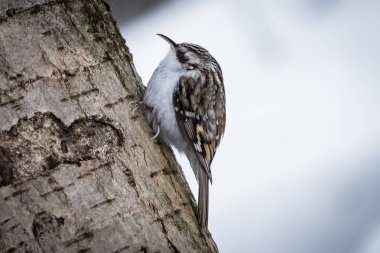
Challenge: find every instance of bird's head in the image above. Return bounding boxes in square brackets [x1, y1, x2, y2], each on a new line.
[157, 34, 216, 70]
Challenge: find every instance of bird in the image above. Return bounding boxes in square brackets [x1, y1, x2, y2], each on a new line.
[141, 34, 226, 232]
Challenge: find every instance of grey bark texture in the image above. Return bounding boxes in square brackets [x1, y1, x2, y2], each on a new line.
[0, 0, 218, 252]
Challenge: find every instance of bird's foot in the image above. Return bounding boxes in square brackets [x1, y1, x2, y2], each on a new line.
[129, 100, 153, 119]
[129, 100, 160, 139]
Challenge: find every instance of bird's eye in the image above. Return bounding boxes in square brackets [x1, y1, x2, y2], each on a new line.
[179, 54, 189, 63]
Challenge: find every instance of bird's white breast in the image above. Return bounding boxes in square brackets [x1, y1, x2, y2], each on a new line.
[143, 50, 192, 152]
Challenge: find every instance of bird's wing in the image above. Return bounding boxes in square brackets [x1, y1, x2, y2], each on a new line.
[173, 72, 226, 183]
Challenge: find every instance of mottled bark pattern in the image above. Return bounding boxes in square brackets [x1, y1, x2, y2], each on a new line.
[0, 0, 218, 252]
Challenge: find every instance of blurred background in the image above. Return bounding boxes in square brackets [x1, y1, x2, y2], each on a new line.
[108, 0, 380, 252]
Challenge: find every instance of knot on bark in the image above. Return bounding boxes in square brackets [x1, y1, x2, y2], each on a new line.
[0, 112, 124, 185]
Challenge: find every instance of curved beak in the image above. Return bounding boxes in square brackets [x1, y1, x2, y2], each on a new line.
[157, 34, 177, 50]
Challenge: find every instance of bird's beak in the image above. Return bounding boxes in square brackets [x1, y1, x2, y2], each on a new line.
[157, 34, 177, 50]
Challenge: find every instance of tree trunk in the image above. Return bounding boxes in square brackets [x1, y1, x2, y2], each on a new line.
[0, 0, 218, 252]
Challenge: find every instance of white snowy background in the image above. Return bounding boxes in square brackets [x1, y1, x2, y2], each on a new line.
[110, 0, 380, 252]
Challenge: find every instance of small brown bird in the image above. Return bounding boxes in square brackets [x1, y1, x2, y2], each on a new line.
[142, 34, 226, 231]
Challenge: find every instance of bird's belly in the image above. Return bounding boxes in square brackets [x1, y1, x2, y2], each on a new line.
[143, 72, 188, 153]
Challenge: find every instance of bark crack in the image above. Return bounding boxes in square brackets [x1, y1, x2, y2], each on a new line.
[150, 204, 181, 253]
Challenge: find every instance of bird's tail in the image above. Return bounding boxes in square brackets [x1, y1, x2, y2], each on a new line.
[198, 166, 209, 231]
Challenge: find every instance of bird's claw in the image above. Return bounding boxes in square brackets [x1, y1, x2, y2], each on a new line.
[151, 126, 160, 140]
[129, 100, 153, 118]
[130, 100, 160, 139]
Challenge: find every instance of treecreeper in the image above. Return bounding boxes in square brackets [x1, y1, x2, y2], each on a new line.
[138, 34, 226, 232]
